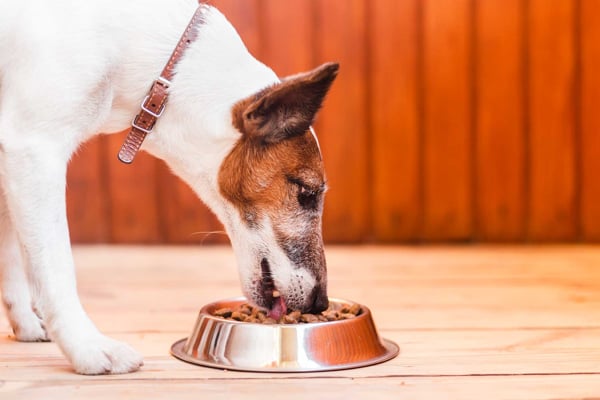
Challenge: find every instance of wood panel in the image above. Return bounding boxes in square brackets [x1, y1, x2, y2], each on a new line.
[422, 0, 473, 241]
[474, 0, 526, 241]
[67, 136, 110, 242]
[211, 0, 262, 56]
[156, 167, 227, 244]
[527, 0, 577, 241]
[259, 0, 314, 76]
[370, 0, 421, 242]
[580, 0, 600, 240]
[105, 133, 163, 243]
[314, 0, 369, 242]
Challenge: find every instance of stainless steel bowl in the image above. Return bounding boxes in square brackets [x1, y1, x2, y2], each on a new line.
[170, 297, 399, 372]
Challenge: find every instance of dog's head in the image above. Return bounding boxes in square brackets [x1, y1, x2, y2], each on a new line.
[218, 62, 339, 318]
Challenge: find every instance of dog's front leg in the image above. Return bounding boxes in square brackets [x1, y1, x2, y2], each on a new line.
[0, 142, 143, 374]
[0, 206, 49, 342]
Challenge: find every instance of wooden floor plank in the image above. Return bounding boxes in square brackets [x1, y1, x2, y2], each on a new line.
[3, 326, 600, 377]
[3, 374, 600, 400]
[2, 245, 600, 398]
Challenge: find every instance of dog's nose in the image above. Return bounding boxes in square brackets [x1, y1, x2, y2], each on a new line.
[308, 285, 329, 313]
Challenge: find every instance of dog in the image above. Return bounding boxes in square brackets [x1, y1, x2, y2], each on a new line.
[0, 0, 338, 374]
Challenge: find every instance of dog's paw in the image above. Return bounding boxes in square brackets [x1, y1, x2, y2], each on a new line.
[9, 308, 50, 342]
[68, 336, 144, 375]
[13, 320, 50, 342]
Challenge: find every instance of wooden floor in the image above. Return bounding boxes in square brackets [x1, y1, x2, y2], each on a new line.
[2, 245, 600, 399]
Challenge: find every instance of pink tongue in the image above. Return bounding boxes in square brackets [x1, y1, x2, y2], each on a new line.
[268, 296, 287, 320]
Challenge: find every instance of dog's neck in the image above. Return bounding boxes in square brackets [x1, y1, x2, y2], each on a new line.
[134, 5, 280, 223]
[118, 6, 205, 164]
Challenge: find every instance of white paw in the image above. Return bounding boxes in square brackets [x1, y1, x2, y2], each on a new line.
[9, 307, 50, 342]
[66, 336, 144, 375]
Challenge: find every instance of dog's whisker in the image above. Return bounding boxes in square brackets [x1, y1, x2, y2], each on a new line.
[189, 230, 228, 244]
[190, 230, 228, 236]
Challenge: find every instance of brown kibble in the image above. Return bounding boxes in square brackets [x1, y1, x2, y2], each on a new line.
[348, 303, 361, 315]
[239, 304, 253, 316]
[300, 313, 320, 323]
[283, 310, 301, 324]
[214, 308, 233, 318]
[257, 312, 268, 322]
[289, 310, 301, 320]
[230, 311, 246, 321]
[324, 310, 339, 321]
[212, 302, 361, 324]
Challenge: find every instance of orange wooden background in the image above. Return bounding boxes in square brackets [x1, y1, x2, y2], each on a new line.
[66, 0, 600, 244]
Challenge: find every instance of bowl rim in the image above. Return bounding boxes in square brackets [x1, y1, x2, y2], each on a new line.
[199, 296, 371, 326]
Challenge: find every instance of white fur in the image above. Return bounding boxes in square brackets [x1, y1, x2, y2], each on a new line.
[0, 0, 312, 374]
[230, 214, 317, 307]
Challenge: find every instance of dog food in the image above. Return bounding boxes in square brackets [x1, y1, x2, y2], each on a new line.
[213, 302, 362, 324]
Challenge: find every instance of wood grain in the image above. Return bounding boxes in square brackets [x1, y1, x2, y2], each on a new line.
[314, 0, 369, 242]
[474, 0, 526, 241]
[105, 134, 163, 243]
[66, 136, 110, 242]
[580, 0, 600, 241]
[259, 0, 314, 76]
[2, 245, 600, 399]
[422, 0, 473, 240]
[211, 0, 262, 56]
[156, 166, 227, 244]
[370, 0, 421, 242]
[3, 374, 600, 400]
[527, 0, 577, 241]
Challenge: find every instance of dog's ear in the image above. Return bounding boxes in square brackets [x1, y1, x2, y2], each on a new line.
[234, 62, 339, 144]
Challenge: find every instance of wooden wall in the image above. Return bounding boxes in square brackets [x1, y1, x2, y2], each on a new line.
[66, 0, 600, 244]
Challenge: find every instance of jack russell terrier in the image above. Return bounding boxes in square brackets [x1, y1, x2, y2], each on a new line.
[0, 0, 338, 374]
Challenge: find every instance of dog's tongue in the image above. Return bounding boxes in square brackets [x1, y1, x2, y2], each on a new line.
[268, 295, 287, 320]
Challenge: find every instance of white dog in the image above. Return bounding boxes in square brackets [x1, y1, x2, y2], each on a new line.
[0, 0, 338, 374]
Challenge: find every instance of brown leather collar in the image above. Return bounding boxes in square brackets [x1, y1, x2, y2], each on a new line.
[118, 5, 205, 164]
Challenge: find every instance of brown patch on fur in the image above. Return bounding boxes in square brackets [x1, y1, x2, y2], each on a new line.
[218, 129, 325, 222]
[220, 62, 338, 224]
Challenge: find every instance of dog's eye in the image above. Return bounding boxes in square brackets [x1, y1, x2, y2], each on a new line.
[297, 185, 319, 210]
[287, 177, 323, 211]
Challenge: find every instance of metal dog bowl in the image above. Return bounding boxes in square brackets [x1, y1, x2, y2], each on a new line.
[170, 297, 399, 372]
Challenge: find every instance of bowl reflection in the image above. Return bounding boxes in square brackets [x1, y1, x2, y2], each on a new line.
[170, 297, 399, 372]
